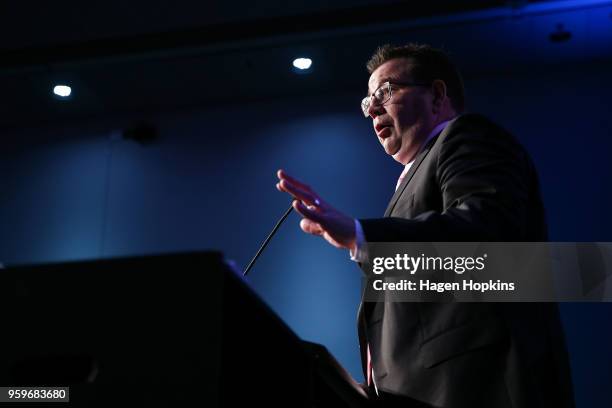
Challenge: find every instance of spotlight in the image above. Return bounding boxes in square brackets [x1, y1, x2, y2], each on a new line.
[53, 85, 72, 98]
[292, 58, 312, 71]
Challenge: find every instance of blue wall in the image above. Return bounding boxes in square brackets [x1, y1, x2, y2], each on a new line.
[1, 59, 612, 405]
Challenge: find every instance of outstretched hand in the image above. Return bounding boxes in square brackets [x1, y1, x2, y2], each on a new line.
[276, 169, 356, 250]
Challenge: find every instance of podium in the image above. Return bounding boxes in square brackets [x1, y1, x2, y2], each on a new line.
[0, 252, 368, 407]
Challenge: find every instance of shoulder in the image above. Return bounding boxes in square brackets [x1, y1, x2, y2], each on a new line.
[435, 113, 527, 159]
[444, 113, 509, 137]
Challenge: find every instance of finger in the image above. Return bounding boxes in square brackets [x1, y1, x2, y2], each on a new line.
[276, 169, 323, 207]
[293, 200, 325, 225]
[300, 219, 324, 236]
[322, 232, 345, 249]
[277, 169, 311, 192]
[280, 179, 320, 206]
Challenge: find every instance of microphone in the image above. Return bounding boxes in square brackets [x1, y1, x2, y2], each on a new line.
[243, 202, 294, 276]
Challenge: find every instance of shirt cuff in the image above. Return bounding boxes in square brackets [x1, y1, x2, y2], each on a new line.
[349, 219, 368, 263]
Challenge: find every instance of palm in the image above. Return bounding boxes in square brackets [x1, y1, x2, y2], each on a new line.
[277, 170, 356, 250]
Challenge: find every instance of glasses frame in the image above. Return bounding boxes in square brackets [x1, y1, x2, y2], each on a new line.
[361, 81, 430, 117]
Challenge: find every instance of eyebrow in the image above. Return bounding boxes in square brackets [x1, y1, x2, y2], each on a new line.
[367, 76, 400, 96]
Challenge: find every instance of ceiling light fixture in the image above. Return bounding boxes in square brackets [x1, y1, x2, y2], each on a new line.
[53, 85, 72, 98]
[292, 58, 312, 71]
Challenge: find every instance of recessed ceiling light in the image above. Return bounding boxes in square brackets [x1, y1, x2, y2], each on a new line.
[53, 85, 72, 98]
[292, 58, 312, 70]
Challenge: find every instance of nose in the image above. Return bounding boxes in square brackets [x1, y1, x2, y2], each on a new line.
[367, 101, 384, 119]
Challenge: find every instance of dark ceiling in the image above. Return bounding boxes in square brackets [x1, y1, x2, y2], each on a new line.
[1, 0, 611, 129]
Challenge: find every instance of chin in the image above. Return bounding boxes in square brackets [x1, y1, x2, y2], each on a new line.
[382, 139, 400, 156]
[385, 144, 402, 156]
[391, 146, 411, 164]
[387, 148, 401, 157]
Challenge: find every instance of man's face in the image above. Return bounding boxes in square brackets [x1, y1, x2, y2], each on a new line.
[367, 58, 436, 165]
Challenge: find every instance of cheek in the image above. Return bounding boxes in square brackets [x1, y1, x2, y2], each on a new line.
[392, 105, 416, 130]
[386, 105, 406, 125]
[394, 100, 428, 129]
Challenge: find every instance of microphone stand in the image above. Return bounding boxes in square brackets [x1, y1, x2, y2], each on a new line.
[243, 203, 294, 276]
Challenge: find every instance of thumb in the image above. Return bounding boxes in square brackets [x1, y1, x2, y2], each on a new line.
[300, 219, 325, 236]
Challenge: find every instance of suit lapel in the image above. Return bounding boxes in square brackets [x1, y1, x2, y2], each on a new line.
[384, 133, 441, 217]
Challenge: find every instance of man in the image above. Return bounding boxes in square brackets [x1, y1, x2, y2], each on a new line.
[277, 44, 573, 408]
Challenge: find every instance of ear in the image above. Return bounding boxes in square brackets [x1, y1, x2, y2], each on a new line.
[430, 79, 447, 114]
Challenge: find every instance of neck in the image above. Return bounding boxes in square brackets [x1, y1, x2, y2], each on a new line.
[395, 113, 457, 165]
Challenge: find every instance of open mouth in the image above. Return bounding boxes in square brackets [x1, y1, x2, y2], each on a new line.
[377, 126, 392, 138]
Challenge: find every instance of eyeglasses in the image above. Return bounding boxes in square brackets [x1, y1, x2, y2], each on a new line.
[361, 81, 430, 117]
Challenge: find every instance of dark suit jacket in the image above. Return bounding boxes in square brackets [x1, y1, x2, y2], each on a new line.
[357, 114, 574, 408]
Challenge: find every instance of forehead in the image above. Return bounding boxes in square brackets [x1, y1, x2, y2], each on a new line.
[367, 58, 414, 94]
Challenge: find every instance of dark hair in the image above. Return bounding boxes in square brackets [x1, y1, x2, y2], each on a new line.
[366, 43, 465, 113]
